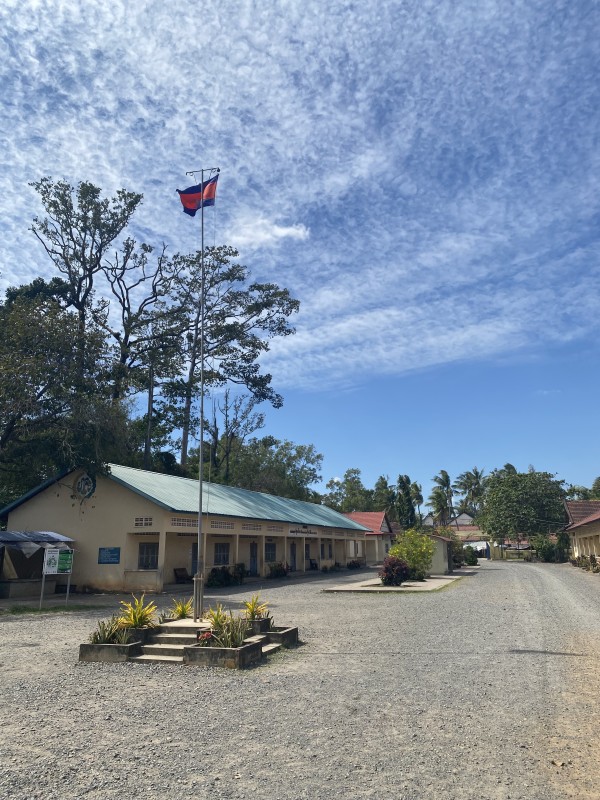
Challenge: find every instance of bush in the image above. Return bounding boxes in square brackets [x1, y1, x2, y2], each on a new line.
[378, 556, 411, 586]
[118, 594, 157, 629]
[464, 545, 479, 566]
[346, 559, 362, 569]
[206, 566, 235, 587]
[267, 561, 289, 579]
[389, 529, 435, 576]
[89, 615, 132, 644]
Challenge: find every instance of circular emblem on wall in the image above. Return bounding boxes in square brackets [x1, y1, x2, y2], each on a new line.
[73, 472, 96, 500]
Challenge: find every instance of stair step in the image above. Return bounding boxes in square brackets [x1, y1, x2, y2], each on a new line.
[129, 654, 183, 664]
[150, 633, 198, 646]
[142, 643, 187, 658]
[157, 622, 211, 635]
[262, 642, 282, 655]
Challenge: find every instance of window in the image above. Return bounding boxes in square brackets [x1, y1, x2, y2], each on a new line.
[134, 516, 153, 528]
[211, 520, 234, 530]
[320, 542, 325, 559]
[305, 543, 310, 559]
[328, 542, 333, 559]
[214, 542, 230, 566]
[242, 523, 262, 531]
[265, 542, 276, 562]
[138, 542, 158, 570]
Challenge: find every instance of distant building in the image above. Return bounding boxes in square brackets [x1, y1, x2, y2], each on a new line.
[342, 511, 396, 563]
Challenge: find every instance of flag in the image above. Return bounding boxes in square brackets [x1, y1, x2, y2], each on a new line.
[177, 173, 219, 217]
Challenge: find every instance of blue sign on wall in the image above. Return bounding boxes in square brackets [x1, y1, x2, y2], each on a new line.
[98, 547, 121, 565]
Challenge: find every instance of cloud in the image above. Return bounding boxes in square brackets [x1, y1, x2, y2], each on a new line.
[228, 215, 309, 251]
[1, 0, 599, 394]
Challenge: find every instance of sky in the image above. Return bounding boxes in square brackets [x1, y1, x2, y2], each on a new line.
[1, 0, 599, 501]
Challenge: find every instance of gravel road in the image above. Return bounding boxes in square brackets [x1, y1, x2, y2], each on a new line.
[1, 560, 600, 800]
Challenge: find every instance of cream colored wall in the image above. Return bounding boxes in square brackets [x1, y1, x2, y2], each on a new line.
[7, 472, 168, 592]
[430, 539, 450, 575]
[572, 521, 600, 557]
[7, 474, 369, 589]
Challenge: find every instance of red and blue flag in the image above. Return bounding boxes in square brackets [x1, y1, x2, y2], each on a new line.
[177, 174, 219, 216]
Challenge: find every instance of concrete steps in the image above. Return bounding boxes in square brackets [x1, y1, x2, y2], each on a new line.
[128, 621, 288, 665]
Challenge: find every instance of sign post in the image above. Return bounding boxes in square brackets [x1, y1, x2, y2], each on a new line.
[39, 548, 74, 609]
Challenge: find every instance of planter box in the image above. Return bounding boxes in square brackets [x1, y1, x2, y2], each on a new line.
[267, 626, 299, 648]
[123, 627, 153, 644]
[79, 642, 142, 663]
[248, 618, 271, 634]
[182, 639, 262, 669]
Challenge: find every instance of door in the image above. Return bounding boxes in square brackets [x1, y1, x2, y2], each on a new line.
[290, 542, 297, 572]
[249, 542, 258, 576]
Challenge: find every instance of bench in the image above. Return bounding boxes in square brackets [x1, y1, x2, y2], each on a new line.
[174, 567, 193, 584]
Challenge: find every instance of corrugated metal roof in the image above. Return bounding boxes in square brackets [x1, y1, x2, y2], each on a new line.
[108, 464, 369, 531]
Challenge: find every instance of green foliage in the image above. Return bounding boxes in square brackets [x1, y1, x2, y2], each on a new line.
[378, 556, 411, 586]
[463, 545, 479, 566]
[205, 566, 243, 587]
[389, 528, 435, 576]
[267, 561, 289, 579]
[89, 615, 132, 644]
[396, 475, 416, 528]
[453, 467, 486, 516]
[118, 594, 158, 629]
[168, 596, 193, 620]
[242, 593, 269, 620]
[479, 470, 567, 540]
[346, 559, 362, 569]
[201, 603, 250, 648]
[323, 467, 372, 512]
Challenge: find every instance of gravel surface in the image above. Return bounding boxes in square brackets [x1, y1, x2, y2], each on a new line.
[1, 560, 600, 799]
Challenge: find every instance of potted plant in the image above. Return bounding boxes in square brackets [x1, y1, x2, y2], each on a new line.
[242, 593, 272, 633]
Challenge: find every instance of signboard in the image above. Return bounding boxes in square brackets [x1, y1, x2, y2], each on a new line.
[98, 547, 121, 564]
[43, 548, 60, 574]
[57, 550, 74, 574]
[288, 527, 318, 537]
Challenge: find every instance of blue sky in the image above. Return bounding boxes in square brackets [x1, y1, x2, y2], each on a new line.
[1, 0, 599, 501]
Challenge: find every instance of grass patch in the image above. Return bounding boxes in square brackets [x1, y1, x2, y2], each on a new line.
[0, 604, 112, 616]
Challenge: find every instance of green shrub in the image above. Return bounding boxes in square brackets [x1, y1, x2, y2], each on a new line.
[242, 593, 269, 620]
[200, 604, 250, 648]
[118, 594, 157, 629]
[346, 559, 361, 569]
[267, 561, 289, 579]
[206, 566, 235, 587]
[389, 529, 435, 576]
[378, 556, 411, 586]
[167, 597, 193, 620]
[464, 545, 479, 566]
[89, 615, 131, 644]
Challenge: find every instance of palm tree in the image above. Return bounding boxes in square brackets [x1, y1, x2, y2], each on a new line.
[453, 467, 486, 517]
[429, 470, 454, 526]
[410, 481, 424, 525]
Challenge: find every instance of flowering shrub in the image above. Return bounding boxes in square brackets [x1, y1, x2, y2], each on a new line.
[378, 556, 411, 586]
[389, 529, 435, 577]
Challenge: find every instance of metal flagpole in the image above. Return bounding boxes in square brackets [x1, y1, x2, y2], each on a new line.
[187, 166, 220, 622]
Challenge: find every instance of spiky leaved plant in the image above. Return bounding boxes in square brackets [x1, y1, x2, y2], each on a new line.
[168, 597, 193, 620]
[242, 593, 269, 620]
[89, 615, 132, 644]
[118, 594, 158, 629]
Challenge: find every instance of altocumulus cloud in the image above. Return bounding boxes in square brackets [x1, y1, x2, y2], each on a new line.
[0, 0, 599, 392]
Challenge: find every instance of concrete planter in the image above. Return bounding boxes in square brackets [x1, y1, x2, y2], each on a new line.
[182, 639, 262, 669]
[267, 626, 299, 647]
[123, 627, 153, 644]
[79, 641, 142, 663]
[248, 618, 271, 634]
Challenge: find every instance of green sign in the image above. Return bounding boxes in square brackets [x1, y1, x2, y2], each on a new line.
[57, 549, 74, 574]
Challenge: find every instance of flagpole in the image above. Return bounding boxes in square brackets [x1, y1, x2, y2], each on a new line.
[185, 165, 220, 623]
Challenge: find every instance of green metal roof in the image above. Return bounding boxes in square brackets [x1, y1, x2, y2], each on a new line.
[107, 464, 368, 530]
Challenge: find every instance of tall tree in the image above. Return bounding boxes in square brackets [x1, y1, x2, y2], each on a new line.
[0, 292, 130, 506]
[396, 474, 416, 528]
[410, 481, 424, 525]
[204, 391, 266, 484]
[323, 468, 372, 512]
[453, 467, 486, 517]
[166, 246, 299, 466]
[479, 470, 567, 542]
[30, 177, 142, 375]
[372, 475, 396, 517]
[428, 469, 454, 525]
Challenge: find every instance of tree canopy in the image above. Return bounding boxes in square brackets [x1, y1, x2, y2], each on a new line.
[478, 470, 567, 541]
